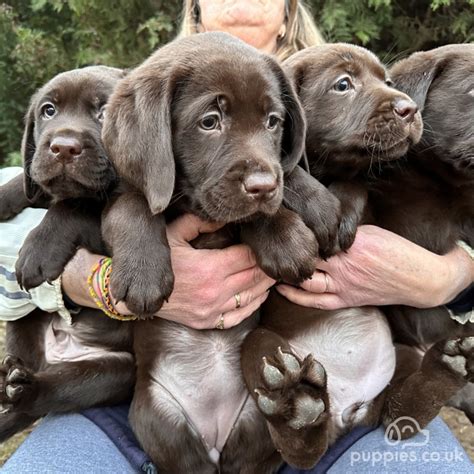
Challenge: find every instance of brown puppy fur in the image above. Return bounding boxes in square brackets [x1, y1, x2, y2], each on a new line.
[1, 66, 125, 290]
[101, 33, 341, 318]
[373, 44, 474, 433]
[0, 67, 135, 442]
[241, 43, 423, 469]
[288, 43, 423, 249]
[102, 32, 341, 473]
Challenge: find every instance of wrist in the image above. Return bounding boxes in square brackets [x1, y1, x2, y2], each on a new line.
[438, 246, 473, 306]
[88, 257, 136, 320]
[103, 283, 133, 316]
[62, 250, 103, 308]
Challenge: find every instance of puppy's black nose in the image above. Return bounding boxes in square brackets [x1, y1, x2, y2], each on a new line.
[393, 99, 418, 123]
[50, 137, 82, 161]
[243, 172, 278, 197]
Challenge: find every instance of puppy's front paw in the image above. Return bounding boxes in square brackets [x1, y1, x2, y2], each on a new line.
[0, 200, 26, 221]
[257, 230, 317, 285]
[0, 356, 37, 414]
[243, 209, 318, 285]
[110, 256, 174, 318]
[336, 211, 358, 252]
[15, 229, 76, 290]
[301, 194, 341, 259]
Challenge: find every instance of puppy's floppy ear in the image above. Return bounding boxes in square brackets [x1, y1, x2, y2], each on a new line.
[281, 57, 307, 98]
[102, 63, 178, 215]
[390, 51, 448, 112]
[21, 99, 42, 203]
[265, 57, 306, 174]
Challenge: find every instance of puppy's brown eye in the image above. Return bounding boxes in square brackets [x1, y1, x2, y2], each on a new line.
[200, 113, 220, 131]
[41, 103, 56, 119]
[266, 114, 281, 130]
[385, 79, 394, 87]
[334, 77, 352, 92]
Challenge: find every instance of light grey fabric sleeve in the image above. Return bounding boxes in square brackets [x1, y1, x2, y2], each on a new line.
[0, 167, 72, 322]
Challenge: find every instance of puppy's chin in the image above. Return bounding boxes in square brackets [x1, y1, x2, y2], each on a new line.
[361, 122, 423, 162]
[372, 138, 412, 161]
[200, 187, 283, 223]
[31, 150, 116, 199]
[38, 176, 95, 200]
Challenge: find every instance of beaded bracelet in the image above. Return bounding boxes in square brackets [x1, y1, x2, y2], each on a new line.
[87, 257, 137, 321]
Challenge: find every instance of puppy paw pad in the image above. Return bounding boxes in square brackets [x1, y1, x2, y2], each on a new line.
[460, 337, 474, 353]
[256, 390, 278, 416]
[277, 347, 300, 376]
[7, 368, 29, 384]
[288, 395, 325, 430]
[443, 339, 460, 356]
[2, 355, 21, 368]
[441, 355, 467, 378]
[262, 357, 284, 389]
[5, 385, 23, 400]
[304, 356, 326, 386]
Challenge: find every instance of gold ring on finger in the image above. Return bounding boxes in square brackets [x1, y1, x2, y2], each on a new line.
[215, 313, 225, 330]
[234, 292, 241, 309]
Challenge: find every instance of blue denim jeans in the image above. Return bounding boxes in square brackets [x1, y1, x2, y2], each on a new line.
[2, 412, 472, 473]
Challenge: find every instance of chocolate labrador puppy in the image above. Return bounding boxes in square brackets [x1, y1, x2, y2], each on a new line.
[0, 66, 135, 442]
[241, 43, 424, 469]
[372, 44, 474, 432]
[102, 32, 341, 473]
[101, 34, 340, 317]
[0, 66, 124, 289]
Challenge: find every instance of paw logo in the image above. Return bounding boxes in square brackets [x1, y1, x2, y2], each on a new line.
[384, 416, 430, 448]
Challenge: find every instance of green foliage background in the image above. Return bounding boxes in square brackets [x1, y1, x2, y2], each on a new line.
[1, 0, 473, 166]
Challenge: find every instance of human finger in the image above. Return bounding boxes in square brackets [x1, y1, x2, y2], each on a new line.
[218, 244, 258, 275]
[224, 264, 274, 292]
[167, 213, 224, 245]
[216, 291, 269, 330]
[219, 274, 275, 314]
[314, 257, 336, 272]
[275, 284, 344, 310]
[298, 271, 333, 294]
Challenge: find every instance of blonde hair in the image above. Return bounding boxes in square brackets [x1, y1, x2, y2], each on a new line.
[178, 0, 325, 61]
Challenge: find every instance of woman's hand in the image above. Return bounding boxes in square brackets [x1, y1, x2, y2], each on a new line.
[149, 214, 274, 329]
[63, 214, 275, 329]
[276, 225, 474, 310]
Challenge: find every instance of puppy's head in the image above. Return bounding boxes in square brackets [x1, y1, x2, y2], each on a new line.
[390, 44, 474, 176]
[23, 66, 125, 202]
[102, 32, 306, 221]
[283, 44, 423, 175]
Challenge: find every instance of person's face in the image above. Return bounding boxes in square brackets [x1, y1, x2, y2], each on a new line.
[198, 0, 287, 54]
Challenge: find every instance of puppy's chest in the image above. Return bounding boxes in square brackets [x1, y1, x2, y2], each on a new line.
[147, 321, 254, 453]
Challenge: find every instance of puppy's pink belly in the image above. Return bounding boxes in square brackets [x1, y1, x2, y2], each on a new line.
[149, 335, 249, 462]
[44, 314, 132, 364]
[290, 307, 396, 440]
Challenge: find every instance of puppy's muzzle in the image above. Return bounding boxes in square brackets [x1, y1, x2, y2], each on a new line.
[392, 98, 418, 124]
[243, 172, 278, 200]
[50, 136, 83, 163]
